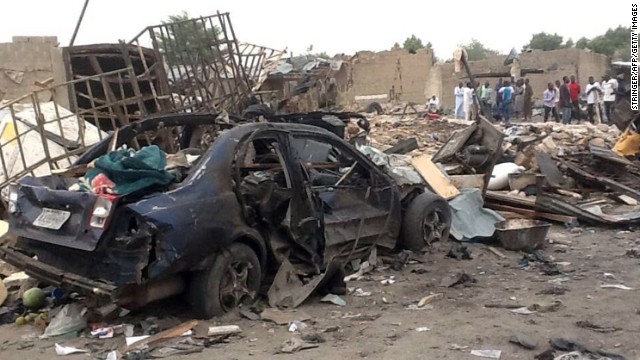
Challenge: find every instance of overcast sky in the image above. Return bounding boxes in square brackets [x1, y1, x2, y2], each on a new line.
[0, 1, 632, 59]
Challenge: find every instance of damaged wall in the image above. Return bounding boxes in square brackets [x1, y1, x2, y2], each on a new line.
[345, 49, 433, 105]
[432, 48, 611, 111]
[0, 36, 68, 106]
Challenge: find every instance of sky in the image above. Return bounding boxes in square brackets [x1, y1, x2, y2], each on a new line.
[0, 1, 632, 59]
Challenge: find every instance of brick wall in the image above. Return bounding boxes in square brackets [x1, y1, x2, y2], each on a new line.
[344, 48, 433, 105]
[0, 36, 67, 106]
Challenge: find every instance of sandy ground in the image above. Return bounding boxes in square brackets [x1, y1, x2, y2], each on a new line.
[0, 225, 639, 359]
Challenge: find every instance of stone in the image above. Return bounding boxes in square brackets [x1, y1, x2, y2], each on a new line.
[597, 123, 610, 132]
[589, 138, 606, 147]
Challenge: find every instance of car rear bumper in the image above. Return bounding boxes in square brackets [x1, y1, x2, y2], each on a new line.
[0, 246, 117, 298]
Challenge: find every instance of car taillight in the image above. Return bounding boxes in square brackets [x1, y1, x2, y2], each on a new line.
[7, 184, 19, 214]
[90, 195, 117, 229]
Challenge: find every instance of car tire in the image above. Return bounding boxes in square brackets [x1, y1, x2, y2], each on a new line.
[400, 192, 452, 250]
[188, 243, 261, 319]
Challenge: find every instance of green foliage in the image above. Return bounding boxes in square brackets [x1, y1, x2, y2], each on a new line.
[461, 39, 500, 61]
[575, 37, 589, 49]
[564, 38, 574, 48]
[155, 11, 220, 65]
[403, 34, 425, 53]
[523, 32, 564, 51]
[391, 42, 402, 51]
[587, 26, 631, 60]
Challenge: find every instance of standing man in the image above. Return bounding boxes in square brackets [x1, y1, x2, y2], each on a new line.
[543, 83, 558, 122]
[523, 78, 533, 121]
[559, 76, 572, 124]
[463, 82, 475, 120]
[569, 75, 581, 122]
[513, 79, 524, 119]
[455, 83, 465, 119]
[585, 76, 602, 124]
[554, 80, 561, 121]
[601, 74, 618, 123]
[499, 80, 514, 122]
[481, 81, 493, 117]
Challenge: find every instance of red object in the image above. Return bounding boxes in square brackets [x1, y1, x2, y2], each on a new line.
[427, 113, 441, 120]
[569, 82, 581, 102]
[91, 173, 116, 194]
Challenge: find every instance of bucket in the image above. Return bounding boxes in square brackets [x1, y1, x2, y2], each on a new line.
[495, 219, 551, 251]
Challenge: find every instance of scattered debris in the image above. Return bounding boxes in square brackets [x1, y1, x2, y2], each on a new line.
[626, 248, 640, 258]
[550, 338, 626, 360]
[260, 308, 311, 326]
[288, 321, 308, 332]
[320, 294, 347, 306]
[537, 286, 569, 295]
[352, 288, 372, 297]
[575, 320, 621, 333]
[278, 336, 321, 354]
[600, 284, 634, 290]
[393, 250, 413, 270]
[511, 307, 537, 315]
[417, 293, 444, 307]
[470, 349, 502, 359]
[54, 343, 88, 356]
[239, 308, 261, 321]
[447, 243, 472, 260]
[529, 300, 563, 313]
[509, 333, 538, 350]
[44, 303, 87, 338]
[439, 272, 476, 287]
[415, 327, 430, 332]
[207, 325, 242, 337]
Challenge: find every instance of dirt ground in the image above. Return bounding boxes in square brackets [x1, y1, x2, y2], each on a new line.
[0, 225, 638, 359]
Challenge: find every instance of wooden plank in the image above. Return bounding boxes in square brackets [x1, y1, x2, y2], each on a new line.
[411, 155, 460, 200]
[486, 203, 577, 224]
[449, 174, 485, 190]
[485, 190, 536, 208]
[123, 320, 198, 353]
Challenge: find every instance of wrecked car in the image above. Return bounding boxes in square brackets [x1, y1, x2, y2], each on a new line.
[0, 112, 451, 318]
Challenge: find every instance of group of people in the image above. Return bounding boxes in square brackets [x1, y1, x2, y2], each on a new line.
[451, 73, 625, 124]
[454, 78, 534, 122]
[541, 74, 623, 124]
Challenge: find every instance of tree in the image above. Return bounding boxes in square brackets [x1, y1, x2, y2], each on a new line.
[391, 42, 402, 51]
[522, 32, 564, 51]
[588, 26, 631, 60]
[461, 39, 500, 61]
[575, 37, 589, 49]
[564, 38, 574, 48]
[403, 34, 425, 53]
[155, 11, 220, 64]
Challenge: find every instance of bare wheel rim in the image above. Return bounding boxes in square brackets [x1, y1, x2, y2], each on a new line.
[422, 210, 447, 245]
[219, 260, 254, 311]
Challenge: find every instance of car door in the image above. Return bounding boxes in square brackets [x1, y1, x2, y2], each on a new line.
[289, 132, 401, 265]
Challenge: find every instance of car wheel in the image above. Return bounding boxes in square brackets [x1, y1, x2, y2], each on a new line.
[401, 192, 452, 250]
[188, 243, 261, 319]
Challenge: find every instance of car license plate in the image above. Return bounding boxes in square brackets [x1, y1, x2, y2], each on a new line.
[33, 208, 71, 230]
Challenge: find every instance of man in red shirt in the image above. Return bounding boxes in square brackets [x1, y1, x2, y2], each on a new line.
[569, 75, 581, 121]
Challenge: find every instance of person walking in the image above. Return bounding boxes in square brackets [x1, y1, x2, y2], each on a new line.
[569, 75, 581, 121]
[499, 80, 514, 122]
[559, 76, 572, 124]
[543, 82, 558, 122]
[585, 76, 602, 124]
[523, 78, 533, 121]
[454, 83, 464, 119]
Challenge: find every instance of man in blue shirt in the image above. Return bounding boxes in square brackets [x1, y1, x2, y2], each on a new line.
[498, 80, 514, 122]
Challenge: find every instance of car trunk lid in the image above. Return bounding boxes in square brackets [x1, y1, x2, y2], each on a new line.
[8, 175, 117, 251]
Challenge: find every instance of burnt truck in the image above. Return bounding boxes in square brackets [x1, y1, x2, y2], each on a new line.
[0, 113, 451, 318]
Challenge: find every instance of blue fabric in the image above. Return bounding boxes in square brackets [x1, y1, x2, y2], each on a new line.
[561, 107, 572, 124]
[501, 102, 511, 121]
[502, 87, 513, 104]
